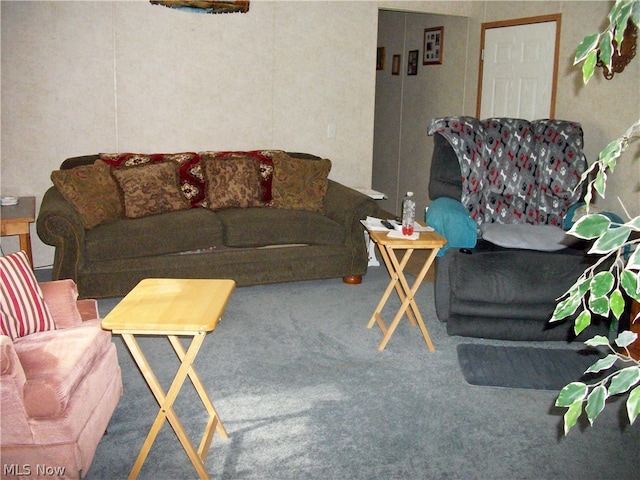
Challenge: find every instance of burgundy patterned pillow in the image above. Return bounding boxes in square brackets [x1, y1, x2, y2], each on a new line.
[0, 251, 55, 340]
[100, 152, 205, 207]
[202, 156, 265, 210]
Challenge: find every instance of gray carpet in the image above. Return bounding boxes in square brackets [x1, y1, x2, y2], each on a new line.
[457, 344, 606, 391]
[77, 267, 638, 479]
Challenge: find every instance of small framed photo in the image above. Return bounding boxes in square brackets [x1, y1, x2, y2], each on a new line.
[423, 26, 443, 65]
[407, 50, 418, 75]
[377, 47, 385, 71]
[392, 55, 401, 75]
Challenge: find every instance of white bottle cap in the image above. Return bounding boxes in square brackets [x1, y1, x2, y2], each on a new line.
[407, 191, 413, 196]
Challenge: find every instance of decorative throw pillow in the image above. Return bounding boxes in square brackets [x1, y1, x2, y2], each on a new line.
[51, 160, 123, 229]
[270, 153, 331, 213]
[202, 156, 265, 210]
[0, 251, 55, 340]
[425, 197, 477, 257]
[200, 150, 280, 203]
[112, 162, 190, 218]
[100, 152, 206, 207]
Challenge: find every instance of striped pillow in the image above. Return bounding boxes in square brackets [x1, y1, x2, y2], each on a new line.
[0, 251, 55, 340]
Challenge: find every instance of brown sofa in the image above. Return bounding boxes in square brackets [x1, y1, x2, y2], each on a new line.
[37, 151, 380, 298]
[1, 277, 122, 480]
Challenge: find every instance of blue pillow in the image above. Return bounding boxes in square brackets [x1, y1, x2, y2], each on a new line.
[426, 197, 477, 256]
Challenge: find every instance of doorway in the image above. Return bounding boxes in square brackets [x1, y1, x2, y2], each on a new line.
[477, 15, 561, 119]
[372, 11, 470, 217]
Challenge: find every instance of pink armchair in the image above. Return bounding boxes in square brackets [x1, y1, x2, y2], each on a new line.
[1, 278, 122, 479]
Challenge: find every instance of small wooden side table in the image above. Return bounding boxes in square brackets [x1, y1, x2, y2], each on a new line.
[1, 196, 36, 266]
[364, 225, 446, 351]
[102, 278, 236, 480]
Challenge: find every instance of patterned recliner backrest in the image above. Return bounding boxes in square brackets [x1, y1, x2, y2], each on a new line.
[428, 116, 587, 228]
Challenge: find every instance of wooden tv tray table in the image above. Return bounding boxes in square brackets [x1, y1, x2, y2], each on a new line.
[1, 196, 36, 267]
[364, 225, 446, 351]
[102, 278, 236, 480]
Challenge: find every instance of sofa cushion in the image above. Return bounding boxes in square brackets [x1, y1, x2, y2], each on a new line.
[0, 252, 55, 340]
[100, 152, 206, 207]
[270, 153, 331, 213]
[85, 208, 225, 261]
[202, 156, 265, 210]
[14, 319, 112, 418]
[217, 207, 346, 248]
[51, 159, 123, 229]
[112, 162, 190, 218]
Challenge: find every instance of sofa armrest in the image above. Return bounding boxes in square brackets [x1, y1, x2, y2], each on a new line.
[39, 279, 84, 328]
[36, 186, 86, 283]
[323, 181, 379, 266]
[1, 336, 33, 444]
[323, 180, 378, 226]
[1, 336, 26, 387]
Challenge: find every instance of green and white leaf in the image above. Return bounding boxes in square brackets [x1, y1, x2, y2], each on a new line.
[564, 400, 584, 435]
[615, 329, 639, 348]
[589, 225, 631, 255]
[574, 310, 592, 335]
[588, 295, 610, 317]
[556, 382, 588, 407]
[621, 270, 640, 300]
[590, 271, 616, 297]
[627, 247, 640, 270]
[586, 354, 619, 374]
[584, 335, 611, 348]
[574, 33, 600, 64]
[627, 385, 640, 424]
[610, 288, 626, 320]
[608, 367, 640, 396]
[570, 214, 611, 239]
[585, 385, 608, 425]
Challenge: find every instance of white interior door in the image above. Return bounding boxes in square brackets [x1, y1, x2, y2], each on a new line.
[479, 19, 559, 119]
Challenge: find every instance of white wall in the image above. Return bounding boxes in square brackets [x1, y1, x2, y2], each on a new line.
[1, 1, 379, 268]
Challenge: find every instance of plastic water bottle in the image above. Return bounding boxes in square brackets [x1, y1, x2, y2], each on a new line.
[402, 191, 415, 236]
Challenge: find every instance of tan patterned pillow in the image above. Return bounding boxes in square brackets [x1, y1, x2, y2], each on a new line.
[202, 156, 264, 210]
[270, 153, 331, 213]
[51, 160, 123, 229]
[112, 162, 189, 218]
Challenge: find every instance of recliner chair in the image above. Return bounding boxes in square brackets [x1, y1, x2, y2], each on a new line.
[426, 116, 609, 341]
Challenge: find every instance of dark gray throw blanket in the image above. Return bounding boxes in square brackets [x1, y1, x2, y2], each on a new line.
[428, 117, 587, 228]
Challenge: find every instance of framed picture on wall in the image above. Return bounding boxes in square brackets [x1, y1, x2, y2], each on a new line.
[392, 55, 401, 75]
[423, 26, 443, 65]
[407, 50, 418, 75]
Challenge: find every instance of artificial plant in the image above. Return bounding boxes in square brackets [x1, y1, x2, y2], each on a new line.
[551, 0, 640, 435]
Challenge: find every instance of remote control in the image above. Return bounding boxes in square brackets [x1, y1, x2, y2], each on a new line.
[381, 220, 395, 229]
